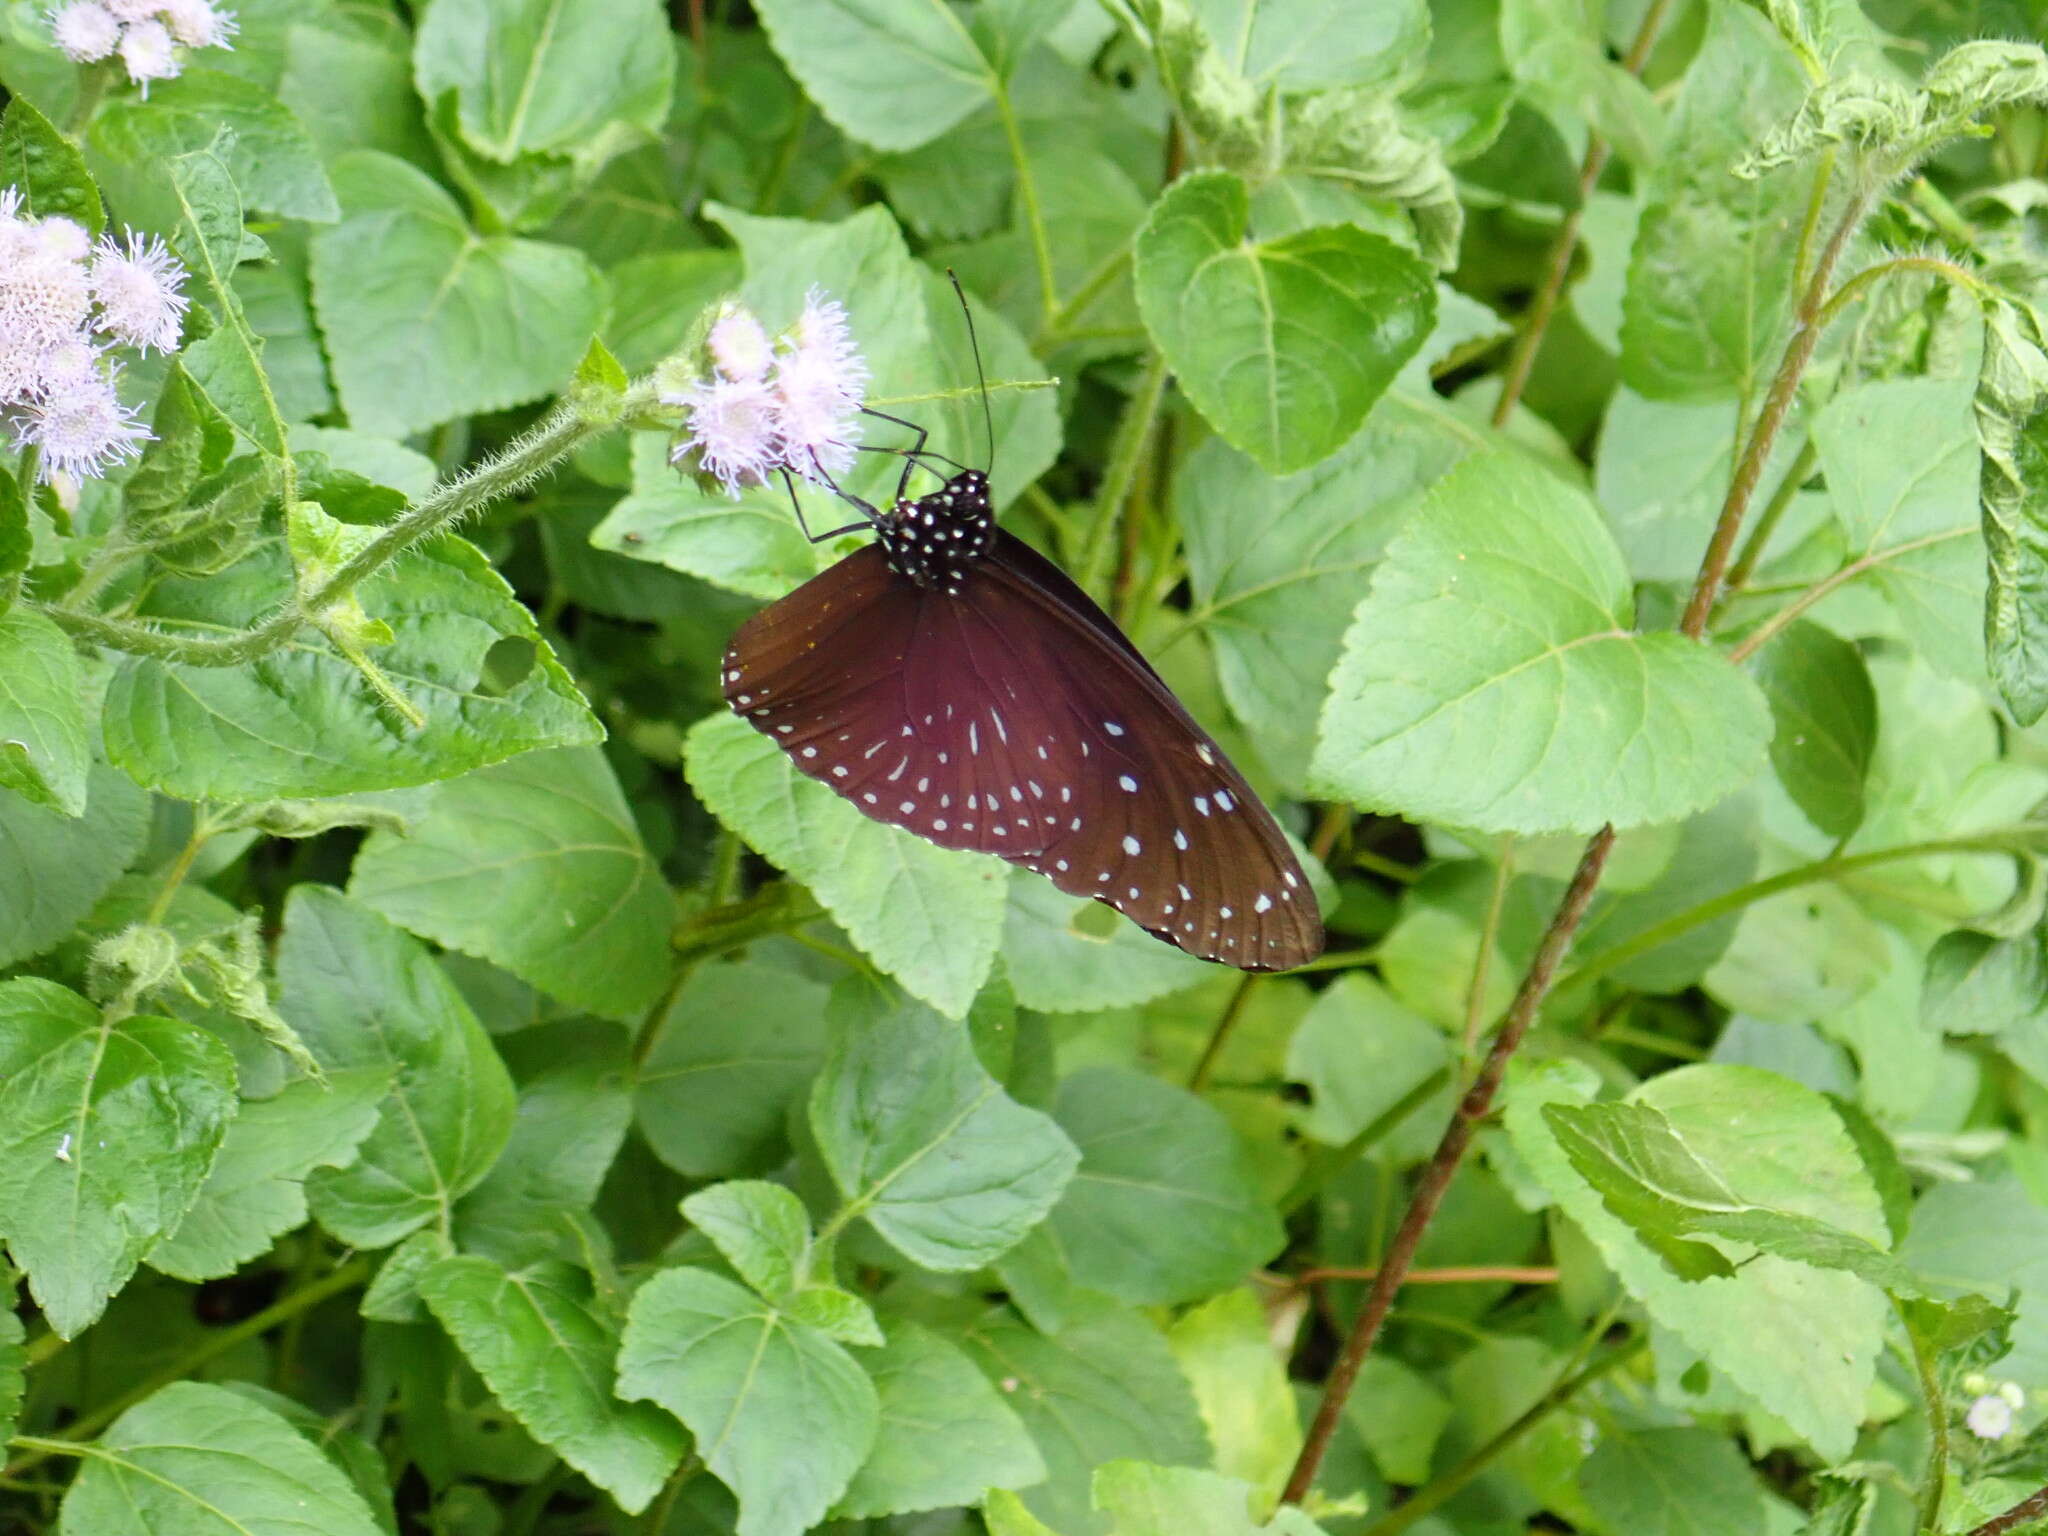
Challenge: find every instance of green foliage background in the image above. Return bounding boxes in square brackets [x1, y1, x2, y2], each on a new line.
[2, 0, 2048, 1533]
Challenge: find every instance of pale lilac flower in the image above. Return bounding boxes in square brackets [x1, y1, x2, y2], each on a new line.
[1968, 1394, 2016, 1440]
[117, 17, 178, 86]
[707, 304, 772, 383]
[671, 375, 783, 495]
[49, 0, 120, 61]
[0, 316, 45, 402]
[37, 334, 105, 393]
[34, 216, 90, 263]
[12, 370, 149, 480]
[771, 287, 867, 485]
[90, 230, 188, 352]
[774, 345, 863, 484]
[103, 0, 161, 19]
[159, 0, 234, 47]
[0, 246, 95, 351]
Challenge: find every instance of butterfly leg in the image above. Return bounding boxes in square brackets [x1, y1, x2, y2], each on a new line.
[859, 404, 936, 503]
[780, 469, 873, 545]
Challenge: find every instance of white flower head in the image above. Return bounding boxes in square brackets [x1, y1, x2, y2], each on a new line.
[0, 192, 34, 269]
[49, 0, 120, 61]
[12, 369, 149, 480]
[706, 303, 772, 383]
[37, 334, 106, 394]
[0, 244, 95, 351]
[674, 374, 783, 497]
[772, 286, 868, 487]
[90, 230, 188, 353]
[159, 0, 235, 48]
[0, 316, 48, 403]
[118, 18, 180, 86]
[103, 0, 161, 19]
[34, 216, 90, 263]
[774, 345, 863, 485]
[1968, 1394, 2017, 1441]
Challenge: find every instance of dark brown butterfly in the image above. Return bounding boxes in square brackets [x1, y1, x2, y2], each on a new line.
[719, 284, 1322, 971]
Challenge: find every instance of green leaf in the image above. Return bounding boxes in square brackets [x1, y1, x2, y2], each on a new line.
[127, 363, 241, 524]
[308, 151, 608, 436]
[420, 1256, 686, 1514]
[414, 0, 673, 162]
[0, 1286, 21, 1447]
[593, 434, 825, 601]
[0, 763, 149, 967]
[1047, 1068, 1282, 1305]
[958, 1303, 1211, 1536]
[618, 1266, 879, 1536]
[1620, 0, 1808, 401]
[1344, 1356, 1451, 1485]
[59, 1382, 385, 1536]
[278, 887, 516, 1248]
[1704, 883, 1889, 1023]
[1976, 299, 2048, 723]
[1165, 1289, 1300, 1506]
[810, 983, 1078, 1270]
[787, 1284, 884, 1346]
[167, 144, 289, 458]
[1504, 1059, 1888, 1460]
[634, 959, 830, 1178]
[751, 0, 996, 152]
[1899, 1177, 2048, 1380]
[102, 536, 601, 801]
[148, 1067, 389, 1283]
[1543, 1095, 1923, 1293]
[1752, 621, 1878, 839]
[1000, 877, 1214, 1013]
[835, 1318, 1045, 1518]
[349, 748, 671, 1022]
[0, 469, 27, 583]
[1568, 795, 1761, 993]
[1190, 0, 1426, 92]
[1923, 928, 2048, 1051]
[1093, 1461, 1331, 1536]
[1577, 1428, 1768, 1536]
[0, 606, 89, 816]
[0, 93, 102, 235]
[682, 1180, 813, 1304]
[1178, 399, 1480, 786]
[1135, 171, 1435, 475]
[360, 1227, 452, 1325]
[1286, 974, 1454, 1161]
[94, 68, 338, 222]
[0, 979, 238, 1337]
[685, 711, 1008, 1018]
[1311, 454, 1772, 834]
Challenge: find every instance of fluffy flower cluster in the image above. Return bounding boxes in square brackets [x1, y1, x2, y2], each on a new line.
[48, 0, 237, 90]
[664, 288, 869, 497]
[1964, 1378, 2028, 1440]
[1, 189, 185, 481]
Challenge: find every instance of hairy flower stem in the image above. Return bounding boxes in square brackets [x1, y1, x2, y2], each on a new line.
[1903, 1296, 1952, 1532]
[40, 384, 654, 666]
[1078, 351, 1169, 600]
[1281, 826, 1617, 1504]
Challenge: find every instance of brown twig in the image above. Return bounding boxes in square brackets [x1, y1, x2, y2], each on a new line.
[1280, 825, 1616, 1504]
[1491, 0, 1674, 427]
[1970, 1488, 2048, 1536]
[1189, 974, 1259, 1092]
[1679, 194, 1868, 637]
[1293, 1265, 1559, 1289]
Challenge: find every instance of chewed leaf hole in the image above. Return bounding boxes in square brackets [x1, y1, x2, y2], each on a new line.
[477, 636, 535, 696]
[1068, 901, 1121, 942]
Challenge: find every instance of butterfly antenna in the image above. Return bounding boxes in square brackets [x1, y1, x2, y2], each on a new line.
[946, 269, 995, 473]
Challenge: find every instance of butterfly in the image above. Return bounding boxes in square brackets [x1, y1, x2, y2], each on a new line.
[718, 280, 1323, 972]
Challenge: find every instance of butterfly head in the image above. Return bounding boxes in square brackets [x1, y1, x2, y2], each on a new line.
[879, 469, 994, 595]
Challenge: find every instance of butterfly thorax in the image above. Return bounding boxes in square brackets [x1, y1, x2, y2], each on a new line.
[877, 470, 993, 595]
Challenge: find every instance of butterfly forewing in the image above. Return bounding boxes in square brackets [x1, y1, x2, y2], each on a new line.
[723, 503, 1323, 971]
